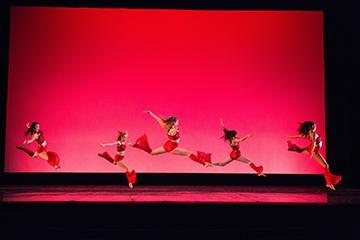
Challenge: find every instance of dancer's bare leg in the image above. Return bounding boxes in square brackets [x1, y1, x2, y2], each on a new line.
[116, 161, 129, 172]
[213, 158, 234, 167]
[312, 152, 335, 190]
[151, 146, 167, 155]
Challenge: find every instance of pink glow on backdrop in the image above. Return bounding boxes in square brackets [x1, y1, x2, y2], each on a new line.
[5, 7, 325, 173]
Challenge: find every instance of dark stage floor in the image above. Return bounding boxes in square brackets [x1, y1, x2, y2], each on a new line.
[1, 185, 360, 239]
[1, 185, 360, 204]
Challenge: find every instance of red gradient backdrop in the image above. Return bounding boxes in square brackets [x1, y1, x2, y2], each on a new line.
[5, 7, 325, 173]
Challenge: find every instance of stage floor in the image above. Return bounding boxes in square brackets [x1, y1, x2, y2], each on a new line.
[1, 185, 360, 204]
[1, 185, 360, 239]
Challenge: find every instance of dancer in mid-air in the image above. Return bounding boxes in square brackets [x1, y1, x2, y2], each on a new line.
[212, 119, 265, 176]
[98, 131, 136, 188]
[16, 122, 60, 169]
[287, 121, 342, 190]
[130, 110, 212, 167]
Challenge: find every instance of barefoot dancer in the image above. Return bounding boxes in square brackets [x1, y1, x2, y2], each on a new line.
[98, 131, 136, 188]
[287, 121, 342, 190]
[16, 122, 60, 169]
[212, 119, 265, 176]
[130, 110, 212, 167]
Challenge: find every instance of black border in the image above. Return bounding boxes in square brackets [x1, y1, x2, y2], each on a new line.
[0, 0, 358, 186]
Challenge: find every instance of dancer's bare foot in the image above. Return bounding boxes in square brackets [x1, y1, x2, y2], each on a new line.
[326, 184, 336, 190]
[128, 183, 134, 189]
[204, 162, 213, 168]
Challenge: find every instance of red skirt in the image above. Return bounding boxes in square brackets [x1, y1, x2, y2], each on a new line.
[47, 151, 60, 167]
[163, 140, 178, 152]
[230, 149, 241, 160]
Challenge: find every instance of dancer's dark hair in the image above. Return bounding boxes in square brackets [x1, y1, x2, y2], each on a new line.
[297, 121, 315, 136]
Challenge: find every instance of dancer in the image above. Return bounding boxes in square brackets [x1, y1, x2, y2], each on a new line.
[16, 122, 60, 169]
[98, 131, 136, 189]
[212, 119, 265, 176]
[130, 110, 212, 167]
[287, 121, 342, 190]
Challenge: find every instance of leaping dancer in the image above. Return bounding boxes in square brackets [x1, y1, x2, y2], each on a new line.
[130, 110, 212, 167]
[98, 131, 136, 188]
[212, 119, 265, 176]
[16, 122, 60, 169]
[287, 121, 342, 190]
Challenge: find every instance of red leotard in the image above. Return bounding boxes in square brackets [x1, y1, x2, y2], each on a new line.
[114, 142, 126, 163]
[35, 131, 47, 152]
[163, 130, 180, 152]
[229, 141, 241, 160]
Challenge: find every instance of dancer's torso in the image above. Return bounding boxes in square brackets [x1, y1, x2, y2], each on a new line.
[167, 127, 180, 143]
[117, 141, 126, 155]
[35, 131, 46, 146]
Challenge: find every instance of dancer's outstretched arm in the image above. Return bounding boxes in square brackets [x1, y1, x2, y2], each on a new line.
[145, 110, 167, 128]
[100, 141, 119, 147]
[220, 118, 225, 128]
[236, 133, 253, 142]
[286, 134, 304, 139]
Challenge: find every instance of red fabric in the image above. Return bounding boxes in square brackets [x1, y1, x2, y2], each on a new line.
[36, 144, 47, 153]
[114, 153, 125, 163]
[189, 151, 212, 165]
[250, 163, 263, 175]
[36, 131, 46, 144]
[16, 146, 35, 157]
[117, 144, 126, 152]
[46, 151, 60, 167]
[163, 140, 178, 152]
[230, 149, 241, 160]
[306, 144, 320, 154]
[125, 170, 137, 185]
[133, 134, 152, 153]
[287, 141, 304, 153]
[99, 151, 115, 164]
[167, 131, 180, 141]
[324, 169, 342, 186]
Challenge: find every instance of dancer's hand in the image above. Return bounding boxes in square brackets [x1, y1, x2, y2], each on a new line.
[100, 144, 105, 147]
[144, 110, 152, 114]
[127, 142, 134, 147]
[23, 140, 28, 144]
[220, 118, 225, 128]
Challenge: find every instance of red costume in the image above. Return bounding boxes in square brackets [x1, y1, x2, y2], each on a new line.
[133, 133, 211, 165]
[98, 143, 137, 186]
[230, 143, 241, 160]
[125, 170, 137, 185]
[16, 146, 60, 168]
[163, 130, 180, 152]
[287, 134, 342, 187]
[35, 131, 47, 153]
[228, 141, 263, 175]
[99, 143, 126, 164]
[287, 134, 322, 154]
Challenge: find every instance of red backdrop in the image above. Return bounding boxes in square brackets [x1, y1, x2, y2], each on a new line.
[5, 7, 325, 173]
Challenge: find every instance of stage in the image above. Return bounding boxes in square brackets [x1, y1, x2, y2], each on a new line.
[1, 185, 360, 239]
[1, 185, 360, 204]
